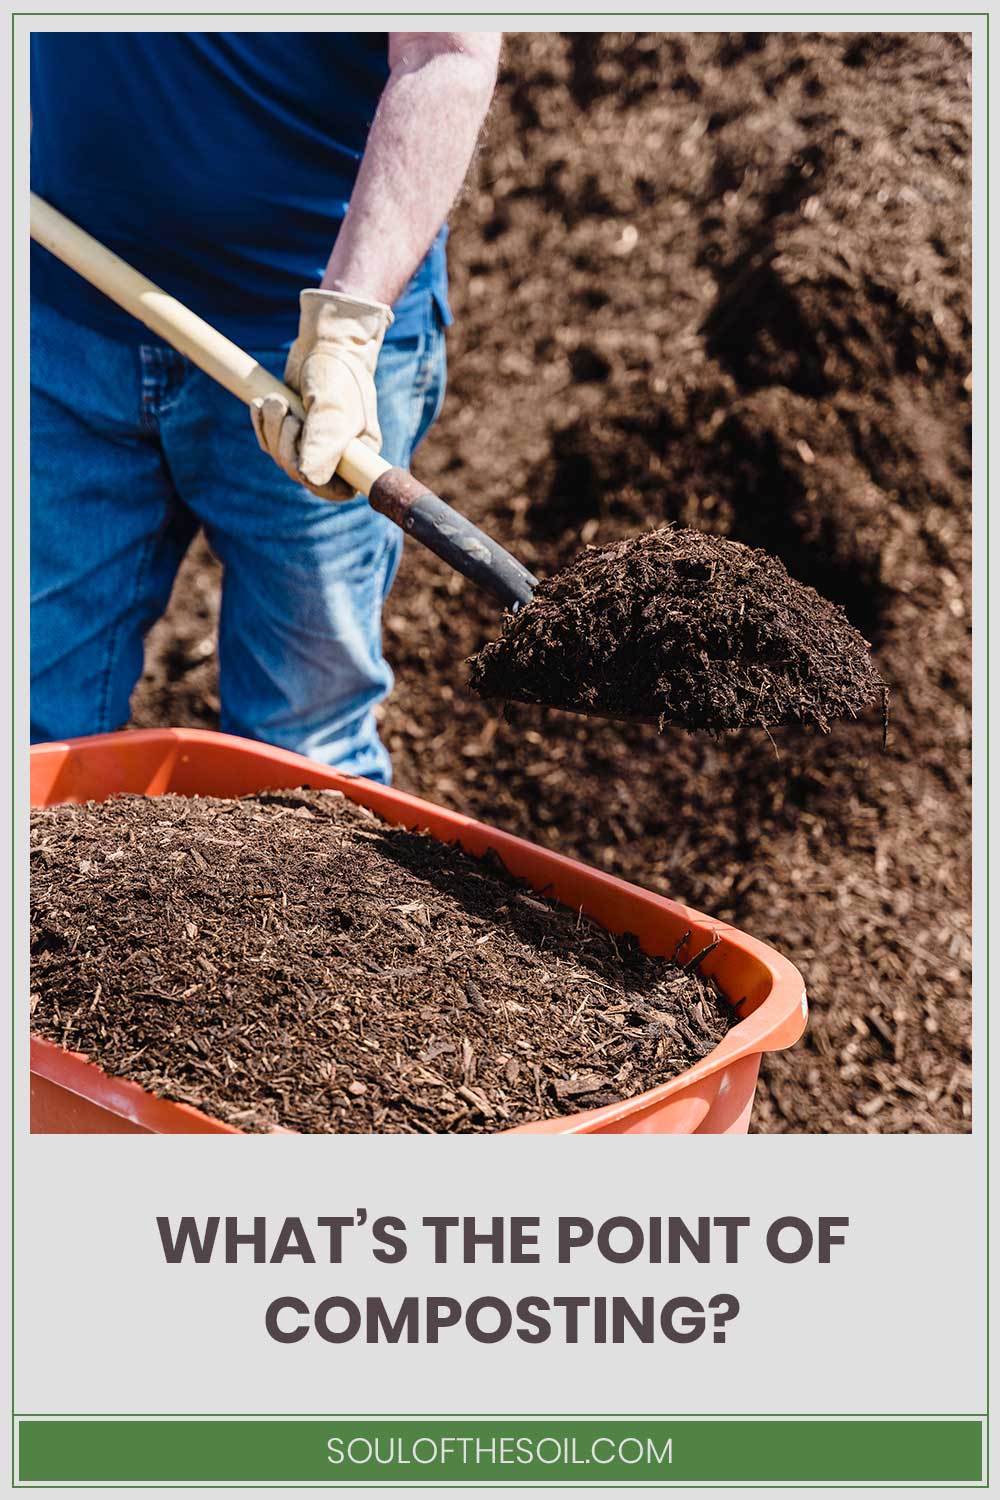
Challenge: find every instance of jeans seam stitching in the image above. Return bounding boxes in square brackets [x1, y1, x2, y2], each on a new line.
[96, 530, 157, 732]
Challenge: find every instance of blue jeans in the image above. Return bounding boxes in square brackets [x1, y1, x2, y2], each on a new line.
[30, 299, 447, 782]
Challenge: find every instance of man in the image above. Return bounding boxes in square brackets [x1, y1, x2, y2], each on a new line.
[30, 31, 501, 782]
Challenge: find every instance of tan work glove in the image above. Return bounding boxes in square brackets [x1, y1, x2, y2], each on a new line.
[251, 288, 393, 500]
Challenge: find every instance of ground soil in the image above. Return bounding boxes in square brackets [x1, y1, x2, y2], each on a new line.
[470, 526, 885, 732]
[30, 791, 733, 1133]
[131, 34, 972, 1133]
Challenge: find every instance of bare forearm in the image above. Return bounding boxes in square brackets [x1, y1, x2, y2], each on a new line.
[321, 32, 500, 304]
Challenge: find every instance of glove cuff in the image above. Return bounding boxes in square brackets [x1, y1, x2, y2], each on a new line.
[299, 287, 394, 344]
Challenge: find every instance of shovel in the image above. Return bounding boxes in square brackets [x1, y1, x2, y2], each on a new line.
[30, 193, 539, 612]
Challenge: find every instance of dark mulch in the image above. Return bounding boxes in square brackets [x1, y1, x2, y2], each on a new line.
[470, 526, 885, 733]
[30, 791, 734, 1133]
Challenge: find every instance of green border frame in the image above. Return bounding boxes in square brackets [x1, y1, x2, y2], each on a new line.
[11, 8, 989, 1488]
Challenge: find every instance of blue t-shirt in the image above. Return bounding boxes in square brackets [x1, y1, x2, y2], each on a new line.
[30, 32, 452, 347]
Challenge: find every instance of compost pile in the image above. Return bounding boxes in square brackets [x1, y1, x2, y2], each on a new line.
[470, 527, 884, 731]
[134, 34, 971, 1133]
[30, 791, 733, 1133]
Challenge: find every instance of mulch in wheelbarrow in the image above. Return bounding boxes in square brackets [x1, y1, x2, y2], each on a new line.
[30, 790, 734, 1133]
[469, 527, 887, 734]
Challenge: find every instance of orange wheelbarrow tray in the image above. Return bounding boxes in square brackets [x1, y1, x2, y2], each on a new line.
[29, 728, 808, 1135]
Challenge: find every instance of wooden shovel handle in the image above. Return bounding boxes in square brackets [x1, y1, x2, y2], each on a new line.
[29, 192, 387, 497]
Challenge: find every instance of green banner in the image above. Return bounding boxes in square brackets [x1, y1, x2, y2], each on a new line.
[16, 1418, 984, 1485]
